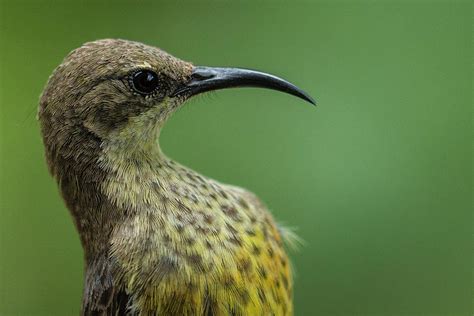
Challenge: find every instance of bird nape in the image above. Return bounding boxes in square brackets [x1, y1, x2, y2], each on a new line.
[38, 39, 314, 316]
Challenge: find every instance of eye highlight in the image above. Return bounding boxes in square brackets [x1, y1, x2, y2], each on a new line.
[130, 69, 160, 95]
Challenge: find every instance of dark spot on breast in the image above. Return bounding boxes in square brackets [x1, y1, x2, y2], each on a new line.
[281, 273, 290, 291]
[257, 287, 267, 303]
[219, 190, 229, 199]
[186, 254, 204, 272]
[152, 182, 162, 191]
[196, 226, 211, 235]
[187, 216, 197, 226]
[238, 289, 250, 305]
[237, 197, 250, 210]
[159, 195, 170, 206]
[162, 233, 171, 243]
[221, 205, 241, 221]
[257, 265, 267, 279]
[175, 224, 185, 233]
[188, 182, 198, 189]
[262, 226, 269, 240]
[252, 244, 261, 255]
[226, 223, 238, 234]
[237, 257, 253, 274]
[267, 247, 275, 258]
[222, 274, 235, 287]
[184, 237, 195, 246]
[245, 228, 256, 237]
[275, 278, 281, 289]
[170, 184, 179, 194]
[228, 235, 242, 247]
[186, 192, 199, 203]
[203, 214, 214, 224]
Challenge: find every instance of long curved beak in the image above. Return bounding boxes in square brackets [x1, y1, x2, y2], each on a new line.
[172, 66, 316, 105]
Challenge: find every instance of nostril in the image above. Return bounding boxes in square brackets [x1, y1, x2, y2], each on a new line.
[191, 72, 213, 80]
[191, 67, 216, 80]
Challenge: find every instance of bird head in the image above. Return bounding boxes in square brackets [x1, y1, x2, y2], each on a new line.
[38, 39, 314, 176]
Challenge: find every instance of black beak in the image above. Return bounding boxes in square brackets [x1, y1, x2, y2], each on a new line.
[172, 66, 315, 105]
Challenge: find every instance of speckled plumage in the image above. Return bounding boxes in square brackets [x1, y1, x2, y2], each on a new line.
[38, 39, 294, 315]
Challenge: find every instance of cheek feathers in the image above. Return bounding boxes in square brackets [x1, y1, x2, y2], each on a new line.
[92, 98, 179, 152]
[81, 79, 175, 139]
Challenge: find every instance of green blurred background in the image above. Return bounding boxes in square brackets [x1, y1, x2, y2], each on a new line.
[0, 1, 471, 315]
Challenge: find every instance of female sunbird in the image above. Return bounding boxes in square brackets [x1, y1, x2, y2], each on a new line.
[38, 39, 314, 315]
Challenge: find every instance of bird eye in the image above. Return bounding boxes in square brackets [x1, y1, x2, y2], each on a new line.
[130, 70, 159, 95]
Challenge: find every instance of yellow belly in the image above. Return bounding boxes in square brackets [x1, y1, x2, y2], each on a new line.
[114, 208, 293, 315]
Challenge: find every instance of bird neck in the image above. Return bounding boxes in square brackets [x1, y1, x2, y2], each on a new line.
[56, 125, 174, 258]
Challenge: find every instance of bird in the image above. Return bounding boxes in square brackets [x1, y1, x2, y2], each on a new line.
[38, 39, 314, 316]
